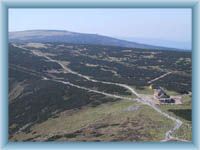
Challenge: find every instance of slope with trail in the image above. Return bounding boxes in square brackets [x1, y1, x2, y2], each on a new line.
[13, 44, 187, 142]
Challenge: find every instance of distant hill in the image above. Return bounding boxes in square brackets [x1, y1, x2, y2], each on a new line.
[9, 30, 180, 51]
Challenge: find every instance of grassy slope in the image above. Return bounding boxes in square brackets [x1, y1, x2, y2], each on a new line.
[130, 86, 192, 141]
[9, 43, 191, 142]
[11, 99, 174, 142]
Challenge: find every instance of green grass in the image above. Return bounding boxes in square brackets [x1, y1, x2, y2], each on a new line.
[165, 90, 180, 96]
[173, 123, 192, 141]
[11, 98, 175, 141]
[133, 86, 154, 95]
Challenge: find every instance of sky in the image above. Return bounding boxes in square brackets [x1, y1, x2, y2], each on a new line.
[9, 8, 192, 49]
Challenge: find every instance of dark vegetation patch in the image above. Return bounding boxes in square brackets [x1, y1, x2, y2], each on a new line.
[44, 43, 191, 93]
[152, 74, 191, 93]
[9, 73, 119, 137]
[9, 44, 61, 73]
[168, 109, 192, 121]
[52, 73, 132, 96]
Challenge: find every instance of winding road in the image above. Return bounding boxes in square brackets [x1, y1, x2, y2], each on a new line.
[14, 44, 185, 141]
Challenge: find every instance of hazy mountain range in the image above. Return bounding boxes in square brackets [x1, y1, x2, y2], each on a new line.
[118, 37, 191, 50]
[9, 30, 187, 51]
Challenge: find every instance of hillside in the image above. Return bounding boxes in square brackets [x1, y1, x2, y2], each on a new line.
[9, 42, 192, 141]
[9, 30, 179, 50]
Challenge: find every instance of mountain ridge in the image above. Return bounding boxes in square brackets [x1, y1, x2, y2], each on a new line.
[9, 30, 184, 51]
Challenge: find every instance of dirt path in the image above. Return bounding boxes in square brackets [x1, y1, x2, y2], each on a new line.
[13, 44, 184, 142]
[147, 72, 172, 84]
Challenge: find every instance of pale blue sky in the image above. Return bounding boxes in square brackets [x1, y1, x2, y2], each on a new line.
[9, 8, 192, 49]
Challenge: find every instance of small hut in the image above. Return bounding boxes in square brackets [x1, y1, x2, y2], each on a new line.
[154, 87, 175, 104]
[154, 87, 169, 99]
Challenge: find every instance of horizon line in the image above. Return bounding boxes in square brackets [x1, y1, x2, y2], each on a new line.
[9, 29, 192, 51]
